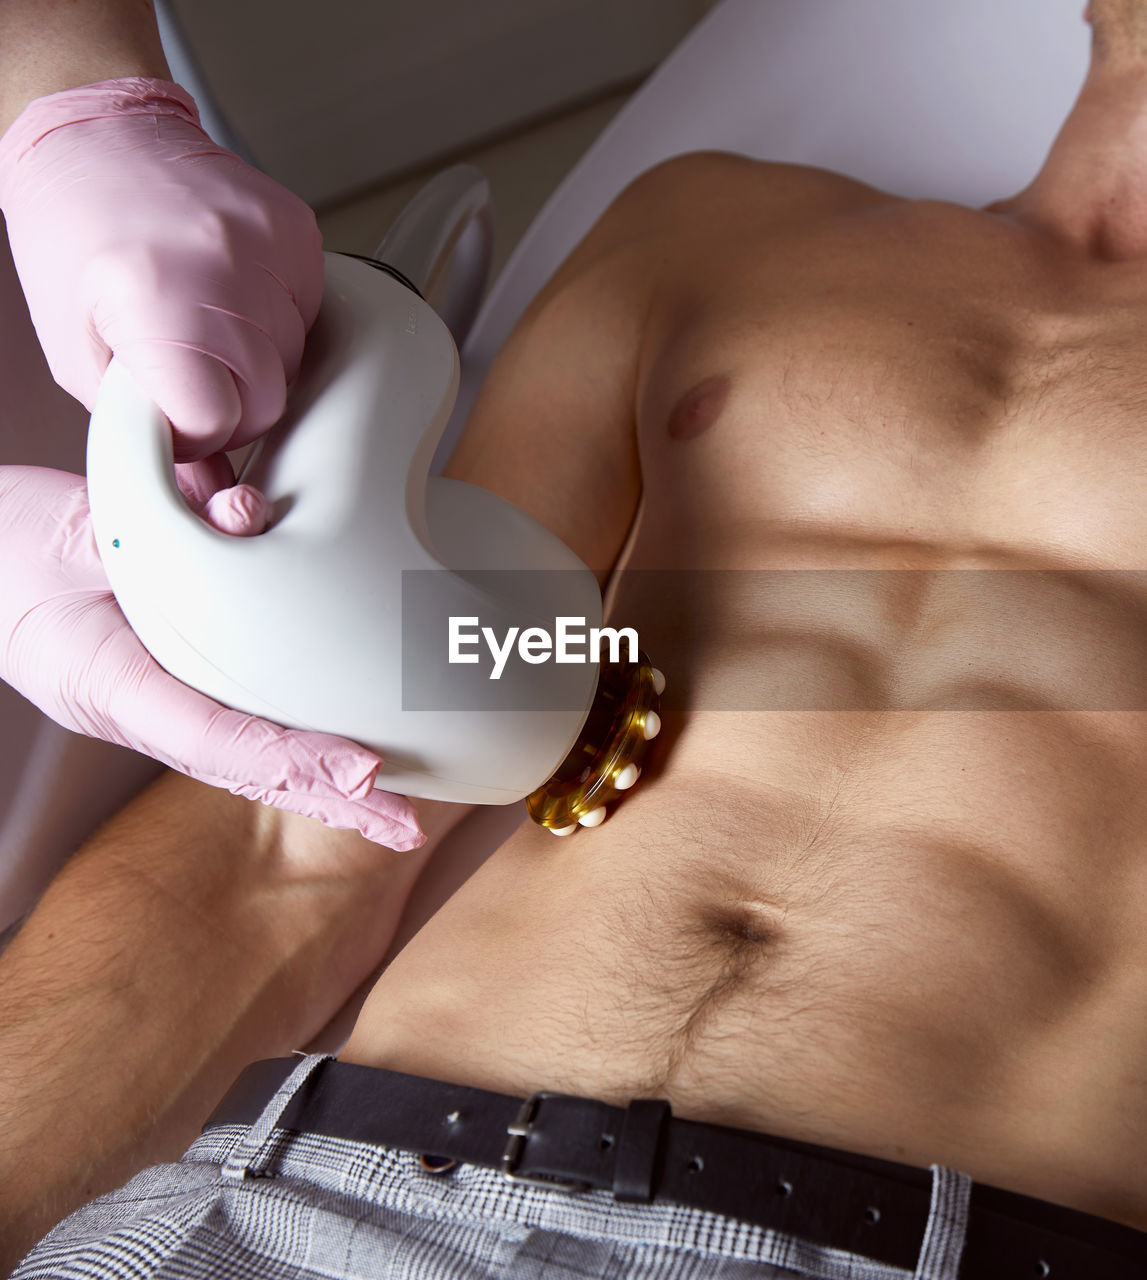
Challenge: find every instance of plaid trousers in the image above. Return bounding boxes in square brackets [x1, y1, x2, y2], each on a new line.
[13, 1056, 970, 1280]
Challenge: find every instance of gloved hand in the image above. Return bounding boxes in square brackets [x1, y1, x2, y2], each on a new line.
[0, 77, 324, 460]
[0, 466, 425, 852]
[0, 79, 421, 847]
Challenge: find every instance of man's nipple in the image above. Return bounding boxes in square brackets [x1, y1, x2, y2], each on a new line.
[666, 374, 730, 441]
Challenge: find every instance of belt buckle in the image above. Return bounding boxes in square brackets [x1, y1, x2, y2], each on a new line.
[502, 1091, 591, 1193]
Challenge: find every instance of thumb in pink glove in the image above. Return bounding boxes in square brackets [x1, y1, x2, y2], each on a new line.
[0, 78, 324, 460]
[0, 466, 424, 852]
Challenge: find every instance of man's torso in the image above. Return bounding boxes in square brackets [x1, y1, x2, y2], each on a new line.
[344, 152, 1147, 1228]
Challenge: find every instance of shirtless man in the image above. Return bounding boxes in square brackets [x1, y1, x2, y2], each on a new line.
[7, 2, 1147, 1276]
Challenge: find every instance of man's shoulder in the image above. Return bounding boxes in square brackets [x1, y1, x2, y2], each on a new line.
[598, 151, 898, 243]
[619, 149, 881, 196]
[538, 151, 896, 315]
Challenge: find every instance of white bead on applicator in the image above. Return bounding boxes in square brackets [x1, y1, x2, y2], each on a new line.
[614, 762, 640, 790]
[544, 660, 664, 836]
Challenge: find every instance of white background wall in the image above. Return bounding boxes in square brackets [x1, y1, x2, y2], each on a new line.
[166, 0, 715, 207]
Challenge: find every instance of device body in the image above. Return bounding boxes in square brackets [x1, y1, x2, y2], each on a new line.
[86, 251, 601, 803]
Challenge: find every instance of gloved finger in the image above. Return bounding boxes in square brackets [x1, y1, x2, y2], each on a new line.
[267, 228, 325, 335]
[199, 484, 269, 535]
[96, 620, 421, 849]
[244, 261, 311, 384]
[221, 781, 426, 852]
[112, 328, 286, 461]
[88, 254, 295, 456]
[103, 653, 387, 800]
[46, 243, 316, 428]
[174, 456, 269, 535]
[175, 454, 236, 505]
[207, 255, 315, 419]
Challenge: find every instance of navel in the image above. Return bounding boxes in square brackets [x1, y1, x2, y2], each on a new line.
[702, 898, 779, 953]
[666, 373, 731, 441]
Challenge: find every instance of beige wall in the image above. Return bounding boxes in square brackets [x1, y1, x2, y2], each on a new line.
[166, 0, 716, 207]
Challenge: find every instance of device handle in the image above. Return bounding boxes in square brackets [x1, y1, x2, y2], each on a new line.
[373, 164, 493, 346]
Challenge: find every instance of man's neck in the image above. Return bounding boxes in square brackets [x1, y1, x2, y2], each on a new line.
[995, 60, 1147, 260]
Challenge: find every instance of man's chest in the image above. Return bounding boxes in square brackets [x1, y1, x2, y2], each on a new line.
[633, 212, 1147, 570]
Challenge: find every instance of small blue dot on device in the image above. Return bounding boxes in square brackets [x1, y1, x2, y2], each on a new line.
[112, 539, 120, 548]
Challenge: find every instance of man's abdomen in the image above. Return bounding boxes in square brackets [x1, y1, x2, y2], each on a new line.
[348, 578, 1147, 1231]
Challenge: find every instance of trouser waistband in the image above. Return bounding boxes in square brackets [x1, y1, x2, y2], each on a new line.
[205, 1055, 1147, 1280]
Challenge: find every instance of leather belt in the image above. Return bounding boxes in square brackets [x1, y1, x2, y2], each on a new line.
[205, 1058, 1147, 1279]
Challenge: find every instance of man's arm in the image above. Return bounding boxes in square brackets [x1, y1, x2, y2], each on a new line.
[444, 152, 780, 581]
[443, 181, 657, 581]
[0, 770, 462, 1273]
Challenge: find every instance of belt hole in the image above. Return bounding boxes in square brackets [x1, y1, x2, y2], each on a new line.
[600, 1133, 614, 1150]
[688, 1156, 704, 1174]
[418, 1154, 457, 1175]
[864, 1206, 881, 1224]
[1034, 1264, 1050, 1278]
[777, 1178, 793, 1197]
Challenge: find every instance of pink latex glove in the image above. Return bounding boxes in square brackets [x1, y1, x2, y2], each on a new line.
[0, 465, 425, 852]
[0, 79, 424, 847]
[0, 78, 324, 460]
